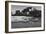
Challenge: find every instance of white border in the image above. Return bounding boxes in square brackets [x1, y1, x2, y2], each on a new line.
[8, 2, 44, 32]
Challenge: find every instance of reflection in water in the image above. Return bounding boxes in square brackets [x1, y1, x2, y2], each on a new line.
[11, 16, 41, 28]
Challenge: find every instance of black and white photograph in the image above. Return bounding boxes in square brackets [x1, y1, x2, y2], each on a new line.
[5, 1, 45, 32]
[11, 5, 41, 28]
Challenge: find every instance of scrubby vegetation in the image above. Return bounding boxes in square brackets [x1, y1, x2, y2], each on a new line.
[12, 7, 41, 17]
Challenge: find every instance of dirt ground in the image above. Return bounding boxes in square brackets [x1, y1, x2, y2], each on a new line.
[11, 16, 41, 28]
